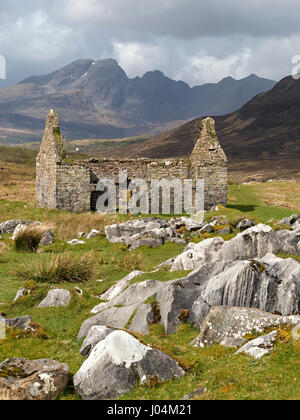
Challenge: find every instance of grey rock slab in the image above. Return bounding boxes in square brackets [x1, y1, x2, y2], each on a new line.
[6, 315, 33, 330]
[277, 214, 300, 226]
[0, 220, 36, 235]
[157, 261, 234, 334]
[38, 289, 71, 308]
[99, 272, 140, 302]
[171, 237, 225, 271]
[91, 279, 163, 314]
[80, 326, 115, 357]
[192, 306, 300, 348]
[236, 218, 255, 231]
[129, 304, 155, 335]
[123, 231, 164, 250]
[217, 224, 280, 261]
[105, 218, 170, 244]
[276, 228, 300, 254]
[74, 331, 185, 400]
[40, 230, 55, 246]
[77, 305, 138, 340]
[234, 331, 278, 359]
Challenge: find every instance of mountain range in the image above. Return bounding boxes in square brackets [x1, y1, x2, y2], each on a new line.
[0, 58, 276, 144]
[112, 74, 299, 181]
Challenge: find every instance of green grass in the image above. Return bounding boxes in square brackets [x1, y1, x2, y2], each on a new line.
[0, 182, 299, 400]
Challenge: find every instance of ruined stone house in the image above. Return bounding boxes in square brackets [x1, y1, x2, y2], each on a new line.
[36, 110, 227, 213]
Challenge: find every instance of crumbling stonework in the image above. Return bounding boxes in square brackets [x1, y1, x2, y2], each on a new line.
[36, 112, 227, 213]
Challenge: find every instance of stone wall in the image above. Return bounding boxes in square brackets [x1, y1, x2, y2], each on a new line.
[36, 112, 228, 213]
[56, 164, 91, 213]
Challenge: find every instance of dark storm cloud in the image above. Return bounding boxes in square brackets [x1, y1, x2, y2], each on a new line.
[0, 0, 300, 86]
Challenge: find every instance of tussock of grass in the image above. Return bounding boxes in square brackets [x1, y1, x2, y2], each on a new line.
[15, 252, 96, 284]
[14, 226, 45, 253]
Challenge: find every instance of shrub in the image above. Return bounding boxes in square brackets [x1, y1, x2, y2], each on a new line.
[16, 252, 96, 283]
[14, 226, 45, 253]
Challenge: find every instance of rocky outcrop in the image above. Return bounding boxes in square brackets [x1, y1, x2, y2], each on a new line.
[38, 289, 71, 308]
[190, 254, 300, 328]
[74, 331, 185, 400]
[78, 279, 164, 339]
[171, 224, 280, 271]
[192, 306, 300, 348]
[0, 358, 69, 400]
[156, 253, 300, 334]
[105, 218, 184, 250]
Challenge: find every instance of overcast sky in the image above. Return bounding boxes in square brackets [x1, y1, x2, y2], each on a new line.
[0, 0, 299, 87]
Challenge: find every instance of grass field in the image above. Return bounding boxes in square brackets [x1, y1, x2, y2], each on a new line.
[0, 158, 299, 400]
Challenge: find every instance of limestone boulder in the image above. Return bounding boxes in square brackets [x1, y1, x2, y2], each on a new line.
[217, 224, 280, 260]
[129, 304, 155, 335]
[38, 289, 71, 308]
[74, 331, 185, 400]
[190, 254, 300, 327]
[0, 220, 36, 235]
[100, 271, 143, 301]
[105, 218, 182, 250]
[234, 331, 278, 359]
[192, 306, 300, 348]
[158, 261, 234, 334]
[123, 231, 165, 250]
[171, 224, 280, 271]
[0, 358, 69, 400]
[276, 228, 300, 254]
[91, 279, 163, 314]
[277, 214, 300, 226]
[6, 315, 33, 331]
[80, 326, 115, 357]
[171, 237, 225, 271]
[77, 305, 137, 340]
[171, 217, 204, 232]
[105, 218, 170, 244]
[236, 218, 255, 231]
[40, 230, 55, 246]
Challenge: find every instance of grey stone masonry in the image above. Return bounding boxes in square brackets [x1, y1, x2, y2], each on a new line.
[36, 112, 228, 213]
